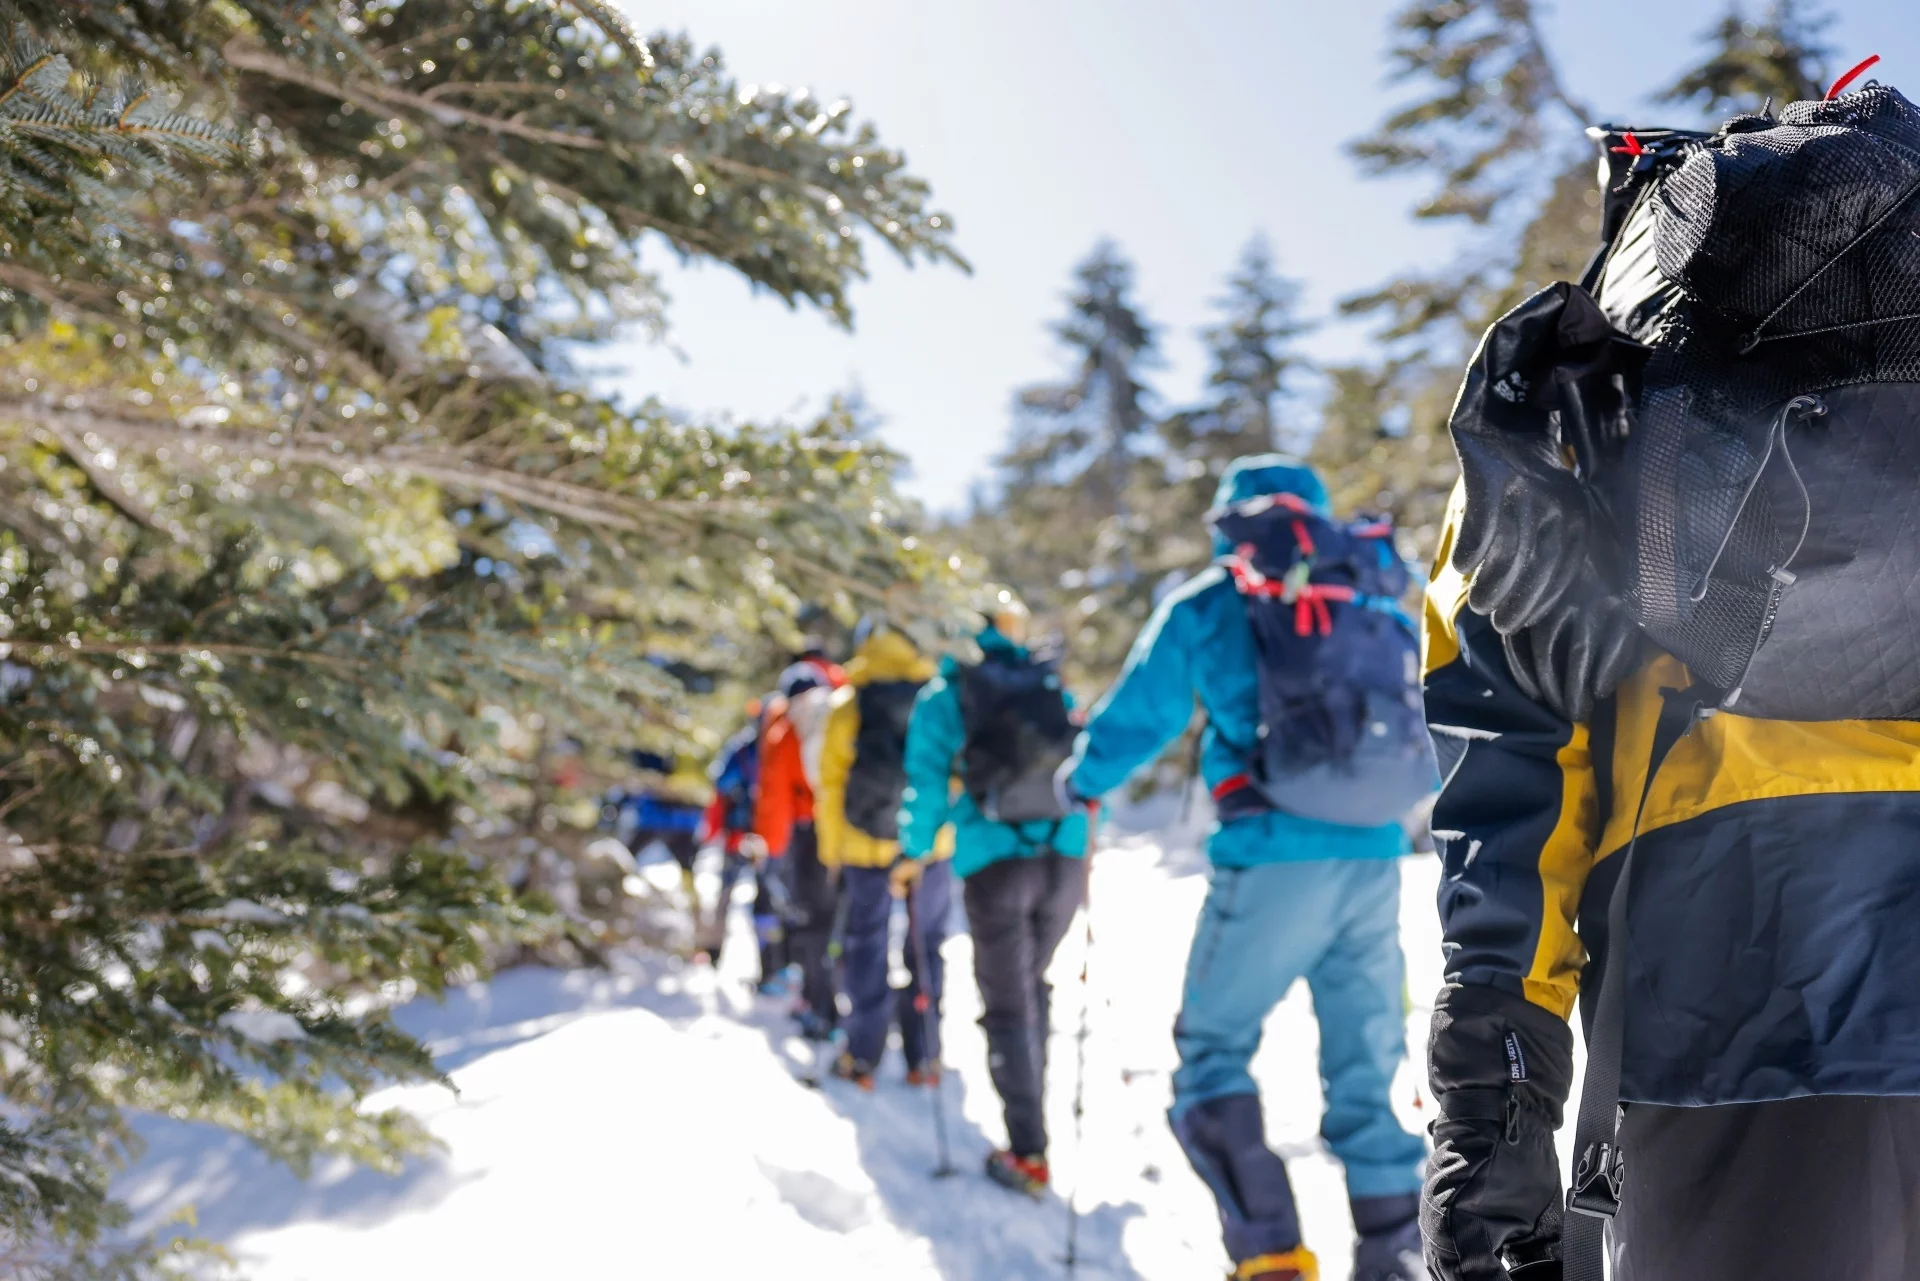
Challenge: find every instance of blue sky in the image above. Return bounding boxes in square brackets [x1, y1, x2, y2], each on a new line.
[605, 1, 1919, 512]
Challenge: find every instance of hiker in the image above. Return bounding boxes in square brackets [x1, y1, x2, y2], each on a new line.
[1422, 84, 1920, 1281]
[755, 652, 845, 1038]
[625, 750, 705, 879]
[814, 616, 951, 1088]
[1061, 455, 1432, 1281]
[700, 702, 764, 968]
[608, 750, 707, 941]
[897, 593, 1090, 1196]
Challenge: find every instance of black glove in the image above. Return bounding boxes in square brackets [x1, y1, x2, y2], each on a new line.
[1449, 283, 1648, 719]
[1422, 984, 1574, 1281]
[1500, 587, 1643, 724]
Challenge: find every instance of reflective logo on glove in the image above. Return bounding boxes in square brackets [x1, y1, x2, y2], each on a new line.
[1504, 1031, 1528, 1083]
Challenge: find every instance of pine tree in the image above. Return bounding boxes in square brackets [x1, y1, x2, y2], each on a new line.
[1155, 238, 1314, 572]
[1315, 0, 1835, 563]
[1015, 241, 1157, 518]
[1192, 237, 1310, 459]
[1661, 0, 1833, 114]
[965, 241, 1160, 684]
[0, 3, 962, 1271]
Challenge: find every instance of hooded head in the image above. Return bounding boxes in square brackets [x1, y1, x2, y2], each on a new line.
[843, 617, 933, 685]
[1210, 453, 1330, 554]
[975, 588, 1031, 657]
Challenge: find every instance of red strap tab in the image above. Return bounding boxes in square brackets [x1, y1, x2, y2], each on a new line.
[1211, 773, 1253, 802]
[1827, 54, 1882, 101]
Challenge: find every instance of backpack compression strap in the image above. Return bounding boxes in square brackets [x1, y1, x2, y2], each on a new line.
[1223, 553, 1357, 637]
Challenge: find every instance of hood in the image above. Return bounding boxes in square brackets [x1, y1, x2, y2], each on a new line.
[976, 624, 1029, 660]
[1210, 453, 1330, 554]
[842, 626, 934, 685]
[939, 624, 1030, 678]
[777, 654, 845, 697]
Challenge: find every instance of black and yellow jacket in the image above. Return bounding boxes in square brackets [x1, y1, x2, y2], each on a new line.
[816, 629, 948, 870]
[1425, 486, 1920, 1106]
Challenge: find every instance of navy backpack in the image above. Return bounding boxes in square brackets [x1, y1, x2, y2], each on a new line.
[1209, 493, 1436, 828]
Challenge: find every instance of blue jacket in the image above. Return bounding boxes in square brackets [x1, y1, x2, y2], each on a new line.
[1066, 454, 1408, 868]
[898, 627, 1090, 880]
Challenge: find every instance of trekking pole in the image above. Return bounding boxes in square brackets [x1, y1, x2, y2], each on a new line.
[1063, 806, 1099, 1273]
[906, 880, 958, 1178]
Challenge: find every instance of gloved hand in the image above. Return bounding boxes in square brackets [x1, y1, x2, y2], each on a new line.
[888, 857, 922, 899]
[737, 833, 769, 864]
[1422, 983, 1574, 1281]
[1052, 758, 1093, 815]
[1450, 283, 1648, 720]
[1500, 586, 1643, 723]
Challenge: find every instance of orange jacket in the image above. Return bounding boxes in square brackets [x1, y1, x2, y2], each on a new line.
[753, 702, 813, 858]
[752, 659, 845, 858]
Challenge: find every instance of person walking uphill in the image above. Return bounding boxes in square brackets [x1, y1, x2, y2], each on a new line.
[897, 595, 1090, 1197]
[815, 617, 953, 1088]
[754, 653, 845, 1036]
[700, 703, 764, 970]
[1061, 455, 1432, 1281]
[1421, 84, 1920, 1281]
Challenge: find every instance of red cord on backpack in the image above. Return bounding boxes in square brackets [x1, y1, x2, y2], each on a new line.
[1291, 584, 1354, 637]
[1609, 131, 1645, 157]
[1827, 54, 1882, 101]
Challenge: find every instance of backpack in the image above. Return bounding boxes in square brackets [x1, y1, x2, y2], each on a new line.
[711, 724, 760, 834]
[1210, 493, 1436, 827]
[957, 652, 1077, 825]
[842, 680, 923, 840]
[1453, 83, 1920, 720]
[784, 685, 835, 791]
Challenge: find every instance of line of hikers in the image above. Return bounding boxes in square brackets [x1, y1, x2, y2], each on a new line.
[619, 80, 1920, 1281]
[649, 453, 1437, 1281]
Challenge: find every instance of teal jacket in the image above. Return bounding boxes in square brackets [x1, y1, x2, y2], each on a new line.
[1065, 455, 1409, 868]
[898, 627, 1090, 880]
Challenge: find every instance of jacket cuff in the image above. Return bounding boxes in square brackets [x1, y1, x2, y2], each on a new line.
[1429, 982, 1574, 1122]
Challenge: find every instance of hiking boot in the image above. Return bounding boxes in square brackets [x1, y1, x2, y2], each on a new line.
[792, 1009, 834, 1042]
[984, 1149, 1049, 1198]
[1352, 1214, 1423, 1281]
[904, 1063, 943, 1088]
[1231, 1247, 1320, 1281]
[830, 1054, 876, 1090]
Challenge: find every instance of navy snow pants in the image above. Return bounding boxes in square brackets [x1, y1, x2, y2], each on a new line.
[839, 860, 953, 1071]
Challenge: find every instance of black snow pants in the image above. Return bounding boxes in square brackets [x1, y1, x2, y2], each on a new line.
[750, 858, 789, 984]
[781, 822, 842, 1033]
[1614, 1094, 1920, 1281]
[963, 852, 1086, 1158]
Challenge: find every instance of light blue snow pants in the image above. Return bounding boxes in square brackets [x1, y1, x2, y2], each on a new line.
[1169, 857, 1426, 1199]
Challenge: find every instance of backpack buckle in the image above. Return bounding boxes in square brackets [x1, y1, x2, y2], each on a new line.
[1566, 1141, 1625, 1220]
[1280, 560, 1311, 601]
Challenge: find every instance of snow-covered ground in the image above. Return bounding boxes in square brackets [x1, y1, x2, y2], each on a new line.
[122, 802, 1448, 1280]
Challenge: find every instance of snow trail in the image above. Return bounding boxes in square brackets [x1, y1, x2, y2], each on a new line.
[122, 808, 1443, 1280]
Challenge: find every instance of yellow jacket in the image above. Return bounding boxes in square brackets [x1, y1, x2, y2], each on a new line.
[816, 629, 949, 869]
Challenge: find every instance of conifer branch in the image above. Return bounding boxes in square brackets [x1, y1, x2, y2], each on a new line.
[222, 43, 608, 152]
